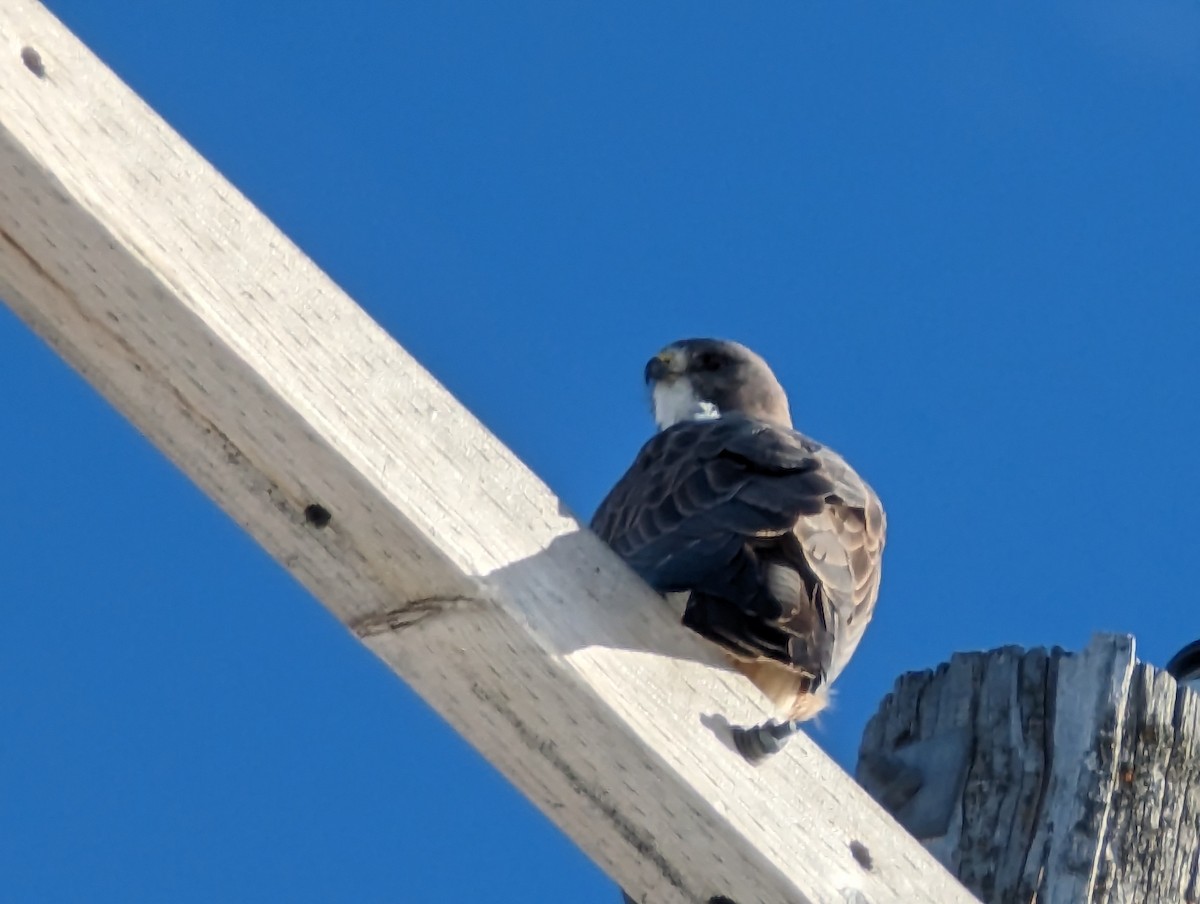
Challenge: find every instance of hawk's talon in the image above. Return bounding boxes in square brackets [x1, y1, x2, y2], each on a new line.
[731, 718, 798, 763]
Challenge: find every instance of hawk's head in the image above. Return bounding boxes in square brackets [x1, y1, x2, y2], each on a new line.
[645, 338, 791, 430]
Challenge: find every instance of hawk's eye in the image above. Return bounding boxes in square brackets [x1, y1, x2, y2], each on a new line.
[697, 352, 723, 371]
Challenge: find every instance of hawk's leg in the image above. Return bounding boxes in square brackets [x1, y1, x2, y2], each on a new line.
[731, 718, 798, 763]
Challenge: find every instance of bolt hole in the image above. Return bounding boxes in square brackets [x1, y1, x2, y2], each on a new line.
[21, 46, 46, 78]
[304, 503, 332, 528]
[850, 840, 873, 870]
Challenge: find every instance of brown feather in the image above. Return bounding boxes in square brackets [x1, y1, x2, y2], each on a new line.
[592, 338, 887, 721]
[726, 655, 831, 721]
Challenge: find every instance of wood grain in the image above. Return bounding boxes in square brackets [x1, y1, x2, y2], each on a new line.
[858, 634, 1200, 904]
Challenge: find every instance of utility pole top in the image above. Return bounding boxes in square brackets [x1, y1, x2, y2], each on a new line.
[858, 634, 1200, 904]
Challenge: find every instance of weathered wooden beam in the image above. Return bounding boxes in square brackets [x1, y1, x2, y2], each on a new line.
[0, 3, 975, 902]
[857, 634, 1200, 904]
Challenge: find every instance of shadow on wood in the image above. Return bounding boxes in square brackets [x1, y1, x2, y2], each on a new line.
[856, 634, 1200, 904]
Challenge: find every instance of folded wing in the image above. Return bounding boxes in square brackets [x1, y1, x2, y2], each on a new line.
[592, 414, 885, 693]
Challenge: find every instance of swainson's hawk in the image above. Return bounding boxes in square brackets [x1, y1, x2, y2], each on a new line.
[592, 338, 886, 761]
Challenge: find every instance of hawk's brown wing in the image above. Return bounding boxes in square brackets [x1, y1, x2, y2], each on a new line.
[593, 414, 885, 689]
[787, 445, 886, 685]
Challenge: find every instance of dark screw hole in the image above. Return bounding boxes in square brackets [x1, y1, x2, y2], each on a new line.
[850, 840, 873, 870]
[304, 503, 332, 528]
[21, 46, 45, 78]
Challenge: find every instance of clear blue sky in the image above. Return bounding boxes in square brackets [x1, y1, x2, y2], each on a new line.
[3, 2, 1198, 902]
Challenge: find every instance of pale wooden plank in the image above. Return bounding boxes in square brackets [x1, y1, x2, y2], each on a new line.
[0, 4, 975, 902]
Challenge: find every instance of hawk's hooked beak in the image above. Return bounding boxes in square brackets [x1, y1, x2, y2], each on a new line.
[644, 350, 681, 384]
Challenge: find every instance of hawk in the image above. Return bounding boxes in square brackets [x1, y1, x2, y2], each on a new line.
[592, 338, 886, 761]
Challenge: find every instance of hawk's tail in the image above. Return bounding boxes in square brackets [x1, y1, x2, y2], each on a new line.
[728, 656, 832, 722]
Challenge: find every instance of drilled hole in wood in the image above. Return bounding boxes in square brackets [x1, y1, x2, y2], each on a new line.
[304, 503, 332, 528]
[850, 840, 873, 870]
[21, 46, 46, 78]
